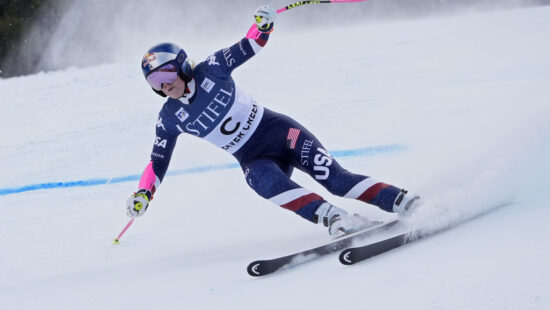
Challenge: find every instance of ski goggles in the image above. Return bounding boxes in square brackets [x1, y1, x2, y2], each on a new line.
[146, 63, 178, 90]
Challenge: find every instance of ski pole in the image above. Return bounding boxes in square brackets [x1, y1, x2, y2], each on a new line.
[276, 0, 369, 14]
[248, 0, 368, 37]
[113, 217, 135, 245]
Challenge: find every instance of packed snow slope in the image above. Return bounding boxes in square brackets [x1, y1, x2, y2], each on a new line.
[1, 6, 549, 310]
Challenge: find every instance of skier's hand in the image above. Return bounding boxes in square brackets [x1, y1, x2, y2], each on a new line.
[254, 5, 277, 33]
[126, 189, 152, 217]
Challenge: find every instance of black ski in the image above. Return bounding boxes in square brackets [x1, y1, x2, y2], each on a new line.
[247, 219, 398, 277]
[339, 230, 419, 265]
[338, 202, 512, 265]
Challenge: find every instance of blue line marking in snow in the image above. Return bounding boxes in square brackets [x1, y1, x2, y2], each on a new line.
[0, 144, 407, 196]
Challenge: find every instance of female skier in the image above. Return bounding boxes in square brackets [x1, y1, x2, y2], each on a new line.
[126, 5, 420, 238]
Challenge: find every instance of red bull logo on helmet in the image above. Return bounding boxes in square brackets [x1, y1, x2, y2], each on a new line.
[142, 53, 157, 69]
[142, 51, 178, 72]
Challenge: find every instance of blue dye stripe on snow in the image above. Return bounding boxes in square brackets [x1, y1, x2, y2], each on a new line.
[0, 144, 406, 196]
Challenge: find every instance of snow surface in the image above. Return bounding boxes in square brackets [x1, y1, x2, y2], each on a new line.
[1, 5, 550, 310]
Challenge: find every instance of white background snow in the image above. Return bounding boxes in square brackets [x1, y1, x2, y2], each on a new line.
[1, 2, 549, 309]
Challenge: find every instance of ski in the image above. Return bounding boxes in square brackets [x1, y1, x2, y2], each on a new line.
[247, 218, 399, 277]
[339, 229, 419, 265]
[338, 202, 512, 265]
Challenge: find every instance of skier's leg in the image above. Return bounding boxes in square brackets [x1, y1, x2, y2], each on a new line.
[242, 157, 368, 237]
[302, 147, 402, 213]
[308, 148, 420, 214]
[285, 121, 416, 213]
[242, 158, 325, 222]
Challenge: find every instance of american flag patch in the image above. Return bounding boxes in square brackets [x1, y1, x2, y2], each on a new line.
[287, 128, 301, 149]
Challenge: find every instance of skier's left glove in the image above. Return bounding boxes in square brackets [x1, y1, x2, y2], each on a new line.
[126, 189, 152, 217]
[254, 5, 277, 33]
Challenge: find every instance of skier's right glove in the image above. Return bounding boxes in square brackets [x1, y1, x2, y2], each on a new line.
[254, 5, 277, 33]
[126, 189, 152, 217]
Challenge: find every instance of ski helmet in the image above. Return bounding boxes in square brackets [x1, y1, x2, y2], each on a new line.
[141, 43, 193, 97]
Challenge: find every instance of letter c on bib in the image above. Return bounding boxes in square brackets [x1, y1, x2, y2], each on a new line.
[221, 117, 240, 135]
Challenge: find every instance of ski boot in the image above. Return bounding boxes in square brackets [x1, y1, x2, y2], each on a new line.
[392, 189, 421, 215]
[315, 202, 372, 239]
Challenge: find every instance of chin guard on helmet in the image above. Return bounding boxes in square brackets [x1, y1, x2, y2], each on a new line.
[153, 89, 167, 97]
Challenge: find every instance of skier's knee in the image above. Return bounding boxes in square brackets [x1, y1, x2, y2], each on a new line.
[245, 163, 285, 198]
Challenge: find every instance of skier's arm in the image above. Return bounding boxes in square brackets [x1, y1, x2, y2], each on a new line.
[126, 117, 179, 217]
[208, 5, 277, 78]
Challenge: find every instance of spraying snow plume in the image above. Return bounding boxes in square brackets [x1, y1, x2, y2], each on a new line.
[405, 114, 550, 235]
